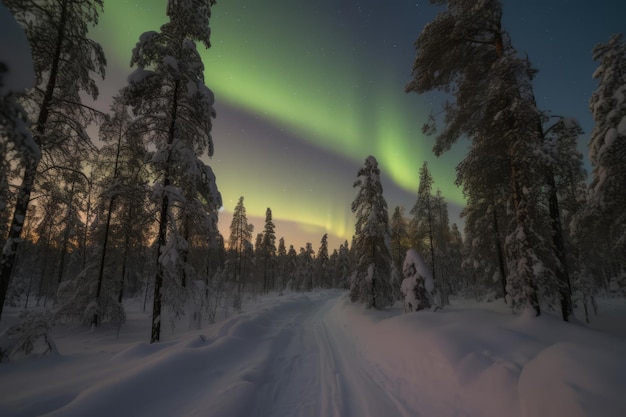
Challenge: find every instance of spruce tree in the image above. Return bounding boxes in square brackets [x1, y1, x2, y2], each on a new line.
[351, 156, 393, 309]
[260, 208, 276, 293]
[585, 34, 626, 286]
[227, 197, 252, 308]
[390, 206, 410, 276]
[316, 234, 330, 288]
[411, 162, 437, 291]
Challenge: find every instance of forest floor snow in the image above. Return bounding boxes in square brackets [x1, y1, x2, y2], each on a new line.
[0, 290, 625, 417]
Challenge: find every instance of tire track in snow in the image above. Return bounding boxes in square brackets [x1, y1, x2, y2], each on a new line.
[250, 294, 415, 417]
[319, 299, 416, 417]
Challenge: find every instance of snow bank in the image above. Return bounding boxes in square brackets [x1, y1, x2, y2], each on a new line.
[1, 291, 624, 417]
[0, 292, 323, 417]
[327, 295, 626, 417]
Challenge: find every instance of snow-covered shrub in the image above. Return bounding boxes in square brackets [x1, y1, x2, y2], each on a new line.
[55, 267, 126, 327]
[0, 310, 56, 362]
[401, 249, 439, 312]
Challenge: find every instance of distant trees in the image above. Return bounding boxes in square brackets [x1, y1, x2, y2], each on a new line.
[350, 156, 393, 309]
[227, 197, 253, 309]
[316, 234, 330, 288]
[88, 97, 149, 326]
[260, 208, 277, 293]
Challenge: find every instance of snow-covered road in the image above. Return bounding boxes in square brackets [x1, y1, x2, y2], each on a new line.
[247, 294, 413, 417]
[1, 290, 625, 417]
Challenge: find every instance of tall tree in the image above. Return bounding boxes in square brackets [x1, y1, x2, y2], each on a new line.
[411, 162, 437, 285]
[351, 156, 393, 309]
[583, 33, 626, 291]
[1, 0, 106, 321]
[389, 206, 410, 276]
[123, 0, 219, 343]
[406, 0, 557, 315]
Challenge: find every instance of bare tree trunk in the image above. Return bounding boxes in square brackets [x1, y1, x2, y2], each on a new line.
[492, 205, 508, 301]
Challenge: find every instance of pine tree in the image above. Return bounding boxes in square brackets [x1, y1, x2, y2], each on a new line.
[285, 244, 298, 290]
[410, 162, 437, 286]
[276, 237, 287, 292]
[122, 0, 219, 343]
[584, 34, 626, 292]
[406, 0, 559, 315]
[298, 243, 315, 291]
[1, 0, 106, 321]
[351, 156, 393, 309]
[389, 206, 410, 276]
[316, 234, 330, 288]
[337, 241, 352, 289]
[260, 208, 276, 293]
[227, 197, 252, 308]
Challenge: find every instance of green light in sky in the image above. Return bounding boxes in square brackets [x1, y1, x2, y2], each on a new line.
[95, 0, 464, 246]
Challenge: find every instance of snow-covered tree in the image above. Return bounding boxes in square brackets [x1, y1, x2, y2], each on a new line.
[275, 237, 287, 292]
[335, 240, 352, 289]
[298, 243, 315, 292]
[285, 244, 298, 290]
[406, 0, 558, 315]
[1, 0, 105, 321]
[83, 96, 150, 326]
[316, 234, 330, 288]
[389, 206, 410, 276]
[122, 0, 219, 343]
[350, 156, 393, 309]
[260, 208, 276, 293]
[583, 33, 626, 290]
[227, 197, 253, 308]
[401, 249, 437, 312]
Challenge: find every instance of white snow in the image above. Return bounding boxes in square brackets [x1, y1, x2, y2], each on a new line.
[0, 3, 35, 96]
[0, 291, 625, 417]
[403, 248, 434, 293]
[127, 66, 157, 85]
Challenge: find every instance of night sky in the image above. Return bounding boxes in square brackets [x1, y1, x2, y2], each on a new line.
[91, 0, 625, 250]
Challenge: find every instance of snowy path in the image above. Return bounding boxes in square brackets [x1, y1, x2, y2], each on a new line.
[1, 290, 625, 417]
[0, 291, 416, 417]
[248, 295, 412, 417]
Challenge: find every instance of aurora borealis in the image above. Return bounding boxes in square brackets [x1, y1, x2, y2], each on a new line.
[92, 0, 625, 249]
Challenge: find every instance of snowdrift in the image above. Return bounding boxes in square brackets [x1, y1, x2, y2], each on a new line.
[328, 296, 626, 417]
[0, 291, 624, 417]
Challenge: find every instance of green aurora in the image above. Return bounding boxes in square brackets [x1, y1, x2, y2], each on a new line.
[93, 0, 464, 247]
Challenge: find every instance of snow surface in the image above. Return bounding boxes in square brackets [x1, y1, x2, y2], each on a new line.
[0, 3, 35, 96]
[1, 291, 625, 417]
